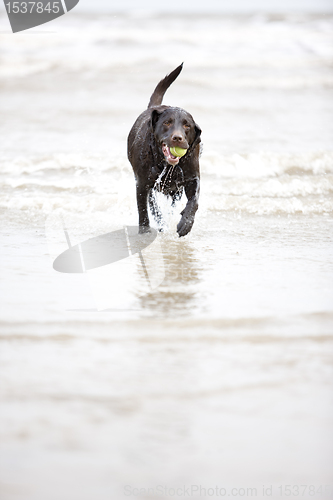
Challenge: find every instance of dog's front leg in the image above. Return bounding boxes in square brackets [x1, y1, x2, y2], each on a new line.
[177, 177, 200, 237]
[136, 182, 151, 233]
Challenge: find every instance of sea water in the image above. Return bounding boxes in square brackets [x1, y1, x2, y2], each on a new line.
[0, 11, 332, 500]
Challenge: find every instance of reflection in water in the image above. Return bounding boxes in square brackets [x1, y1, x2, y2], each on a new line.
[138, 236, 202, 317]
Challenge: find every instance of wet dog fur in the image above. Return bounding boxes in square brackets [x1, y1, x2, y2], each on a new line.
[127, 64, 201, 237]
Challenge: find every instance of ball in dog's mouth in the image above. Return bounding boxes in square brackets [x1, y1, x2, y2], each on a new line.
[162, 143, 180, 165]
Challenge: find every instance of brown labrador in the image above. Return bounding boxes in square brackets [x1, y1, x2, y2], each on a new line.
[127, 64, 201, 237]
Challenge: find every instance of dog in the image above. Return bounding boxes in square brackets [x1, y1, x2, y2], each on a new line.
[127, 64, 201, 237]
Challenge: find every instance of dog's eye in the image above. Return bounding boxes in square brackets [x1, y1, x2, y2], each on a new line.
[183, 124, 190, 130]
[164, 121, 172, 126]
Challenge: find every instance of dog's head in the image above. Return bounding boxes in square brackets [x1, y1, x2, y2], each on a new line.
[151, 107, 201, 165]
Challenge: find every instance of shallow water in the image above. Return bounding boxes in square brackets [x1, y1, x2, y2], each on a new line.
[0, 11, 333, 500]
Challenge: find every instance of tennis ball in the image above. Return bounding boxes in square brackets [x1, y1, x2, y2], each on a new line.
[170, 146, 187, 158]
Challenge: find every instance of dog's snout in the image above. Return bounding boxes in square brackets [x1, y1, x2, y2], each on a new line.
[171, 133, 184, 143]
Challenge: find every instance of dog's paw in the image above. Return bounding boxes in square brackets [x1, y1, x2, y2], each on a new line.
[138, 226, 151, 234]
[177, 216, 193, 237]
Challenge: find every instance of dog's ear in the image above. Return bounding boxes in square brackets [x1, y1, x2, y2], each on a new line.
[190, 123, 202, 150]
[194, 123, 202, 143]
[151, 109, 162, 130]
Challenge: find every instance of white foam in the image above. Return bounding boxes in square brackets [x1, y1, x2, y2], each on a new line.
[1, 151, 332, 221]
[0, 13, 332, 89]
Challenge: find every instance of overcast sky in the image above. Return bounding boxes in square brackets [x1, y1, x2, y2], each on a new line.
[76, 0, 333, 13]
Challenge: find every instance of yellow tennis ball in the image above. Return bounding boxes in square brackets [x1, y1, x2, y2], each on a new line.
[170, 146, 187, 157]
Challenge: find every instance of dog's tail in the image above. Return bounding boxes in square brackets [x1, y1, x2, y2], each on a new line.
[147, 63, 183, 108]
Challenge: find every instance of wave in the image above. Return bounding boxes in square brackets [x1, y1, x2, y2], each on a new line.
[1, 151, 332, 219]
[202, 151, 333, 177]
[0, 12, 332, 87]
